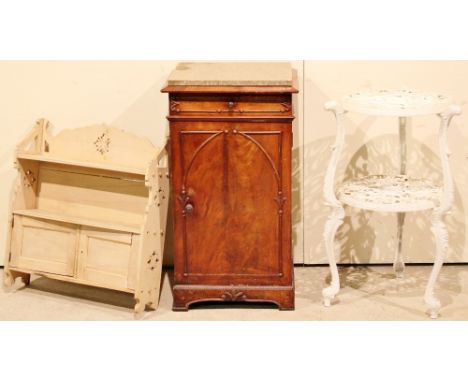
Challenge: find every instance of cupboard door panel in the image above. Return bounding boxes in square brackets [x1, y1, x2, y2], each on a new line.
[10, 215, 77, 276]
[172, 122, 291, 284]
[225, 127, 282, 276]
[77, 227, 138, 291]
[180, 128, 227, 277]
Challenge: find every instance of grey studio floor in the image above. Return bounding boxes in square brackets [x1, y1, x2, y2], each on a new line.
[1, 265, 468, 320]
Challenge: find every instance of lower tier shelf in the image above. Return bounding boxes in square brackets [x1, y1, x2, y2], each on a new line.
[13, 209, 141, 234]
[6, 266, 134, 294]
[337, 175, 442, 212]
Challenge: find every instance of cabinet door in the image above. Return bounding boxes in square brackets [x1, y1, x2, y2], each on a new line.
[10, 215, 78, 276]
[77, 227, 139, 291]
[171, 121, 292, 285]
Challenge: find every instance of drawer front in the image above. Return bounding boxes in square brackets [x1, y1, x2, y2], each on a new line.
[77, 227, 139, 291]
[169, 94, 292, 116]
[10, 215, 78, 276]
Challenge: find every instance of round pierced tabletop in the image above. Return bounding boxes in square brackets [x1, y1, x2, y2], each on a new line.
[342, 90, 452, 116]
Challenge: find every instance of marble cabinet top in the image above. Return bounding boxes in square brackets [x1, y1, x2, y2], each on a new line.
[166, 62, 293, 86]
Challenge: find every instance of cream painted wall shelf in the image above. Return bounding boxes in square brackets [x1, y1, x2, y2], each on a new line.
[322, 90, 461, 319]
[3, 119, 169, 317]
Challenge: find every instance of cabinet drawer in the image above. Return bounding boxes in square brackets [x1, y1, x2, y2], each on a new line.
[10, 215, 78, 276]
[169, 94, 292, 116]
[77, 227, 139, 291]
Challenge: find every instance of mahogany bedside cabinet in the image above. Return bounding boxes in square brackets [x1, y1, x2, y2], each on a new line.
[162, 62, 298, 310]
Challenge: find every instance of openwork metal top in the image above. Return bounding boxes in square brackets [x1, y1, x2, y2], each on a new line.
[337, 174, 441, 212]
[342, 89, 452, 116]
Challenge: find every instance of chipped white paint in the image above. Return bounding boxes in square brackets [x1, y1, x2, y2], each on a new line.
[322, 91, 461, 318]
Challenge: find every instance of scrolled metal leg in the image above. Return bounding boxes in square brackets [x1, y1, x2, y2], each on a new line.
[322, 205, 345, 307]
[424, 211, 448, 319]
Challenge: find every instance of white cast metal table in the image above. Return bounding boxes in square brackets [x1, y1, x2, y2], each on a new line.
[322, 89, 461, 319]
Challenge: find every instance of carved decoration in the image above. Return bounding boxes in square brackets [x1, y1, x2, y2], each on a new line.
[170, 100, 180, 113]
[23, 169, 37, 188]
[280, 102, 292, 112]
[274, 191, 287, 214]
[93, 130, 111, 155]
[170, 101, 292, 114]
[178, 189, 192, 217]
[221, 290, 247, 302]
[146, 250, 160, 271]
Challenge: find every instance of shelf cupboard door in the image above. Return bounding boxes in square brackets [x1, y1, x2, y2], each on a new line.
[9, 215, 78, 276]
[171, 121, 292, 285]
[77, 227, 139, 291]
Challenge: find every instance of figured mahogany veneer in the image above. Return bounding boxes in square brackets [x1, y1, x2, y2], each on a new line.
[162, 78, 297, 311]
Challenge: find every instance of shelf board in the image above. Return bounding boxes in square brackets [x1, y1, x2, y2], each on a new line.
[337, 175, 441, 212]
[13, 209, 141, 234]
[16, 153, 147, 176]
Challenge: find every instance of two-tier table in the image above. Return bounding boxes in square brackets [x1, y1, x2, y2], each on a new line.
[322, 90, 461, 319]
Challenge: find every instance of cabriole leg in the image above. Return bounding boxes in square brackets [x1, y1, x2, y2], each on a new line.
[322, 206, 345, 307]
[424, 211, 448, 319]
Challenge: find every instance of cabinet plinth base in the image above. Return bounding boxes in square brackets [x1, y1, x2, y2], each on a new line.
[172, 284, 295, 311]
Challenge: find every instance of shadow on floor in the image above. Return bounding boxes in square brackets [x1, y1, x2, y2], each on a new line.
[23, 268, 172, 311]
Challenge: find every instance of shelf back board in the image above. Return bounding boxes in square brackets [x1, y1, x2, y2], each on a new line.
[30, 162, 149, 228]
[44, 125, 157, 171]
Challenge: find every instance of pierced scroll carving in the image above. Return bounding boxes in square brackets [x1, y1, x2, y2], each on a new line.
[94, 131, 111, 155]
[23, 169, 37, 188]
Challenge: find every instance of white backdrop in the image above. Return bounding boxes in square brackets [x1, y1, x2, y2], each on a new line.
[1, 61, 467, 266]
